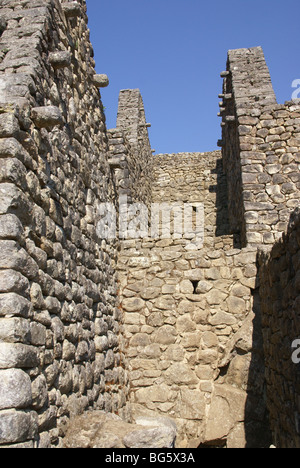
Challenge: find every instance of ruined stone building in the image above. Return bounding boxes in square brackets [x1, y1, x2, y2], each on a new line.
[0, 0, 300, 448]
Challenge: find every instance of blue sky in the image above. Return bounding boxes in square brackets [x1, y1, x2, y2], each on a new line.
[86, 0, 300, 154]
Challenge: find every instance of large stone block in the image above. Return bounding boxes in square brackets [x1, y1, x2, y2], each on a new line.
[0, 343, 39, 369]
[0, 270, 30, 296]
[0, 409, 37, 445]
[0, 158, 27, 188]
[165, 363, 198, 385]
[206, 289, 228, 305]
[209, 311, 237, 326]
[0, 369, 32, 410]
[0, 317, 30, 343]
[63, 411, 176, 449]
[0, 114, 19, 138]
[151, 325, 177, 345]
[204, 394, 232, 442]
[122, 297, 144, 312]
[49, 51, 71, 69]
[31, 106, 63, 129]
[0, 240, 39, 280]
[135, 385, 170, 404]
[0, 293, 32, 318]
[176, 315, 196, 334]
[123, 425, 175, 448]
[0, 183, 32, 225]
[130, 333, 151, 347]
[180, 389, 206, 420]
[227, 296, 246, 315]
[0, 214, 24, 241]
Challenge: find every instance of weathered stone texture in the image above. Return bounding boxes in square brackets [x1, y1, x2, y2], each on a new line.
[63, 410, 176, 448]
[0, 0, 132, 448]
[0, 0, 299, 452]
[220, 47, 300, 247]
[259, 210, 300, 448]
[118, 151, 267, 447]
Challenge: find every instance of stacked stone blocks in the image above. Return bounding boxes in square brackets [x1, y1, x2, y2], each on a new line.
[0, 0, 299, 450]
[0, 0, 131, 447]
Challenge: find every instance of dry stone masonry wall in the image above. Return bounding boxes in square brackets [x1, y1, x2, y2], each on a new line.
[0, 0, 300, 450]
[0, 0, 132, 448]
[220, 47, 300, 247]
[118, 151, 269, 448]
[218, 46, 300, 447]
[259, 209, 300, 448]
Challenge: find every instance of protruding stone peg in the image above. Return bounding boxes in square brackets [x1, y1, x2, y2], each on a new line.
[31, 106, 63, 129]
[49, 51, 71, 69]
[217, 140, 224, 147]
[220, 71, 230, 78]
[62, 2, 81, 18]
[225, 115, 236, 123]
[93, 74, 109, 88]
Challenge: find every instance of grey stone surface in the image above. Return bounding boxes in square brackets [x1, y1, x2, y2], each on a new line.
[123, 426, 175, 448]
[0, 369, 32, 410]
[63, 411, 176, 448]
[0, 409, 37, 445]
[0, 0, 298, 451]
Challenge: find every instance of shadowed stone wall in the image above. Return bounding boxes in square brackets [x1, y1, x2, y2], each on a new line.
[259, 209, 300, 448]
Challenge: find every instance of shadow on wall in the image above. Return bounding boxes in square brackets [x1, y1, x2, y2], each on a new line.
[256, 209, 300, 448]
[244, 287, 272, 448]
[210, 158, 241, 248]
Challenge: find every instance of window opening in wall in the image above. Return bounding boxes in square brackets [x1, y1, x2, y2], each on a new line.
[191, 280, 199, 294]
[192, 206, 197, 231]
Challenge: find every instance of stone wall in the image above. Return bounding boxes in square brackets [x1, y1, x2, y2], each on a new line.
[259, 209, 300, 448]
[220, 47, 300, 247]
[0, 0, 300, 450]
[218, 46, 300, 448]
[218, 46, 300, 447]
[117, 47, 300, 448]
[0, 0, 134, 448]
[108, 89, 153, 211]
[118, 151, 270, 448]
